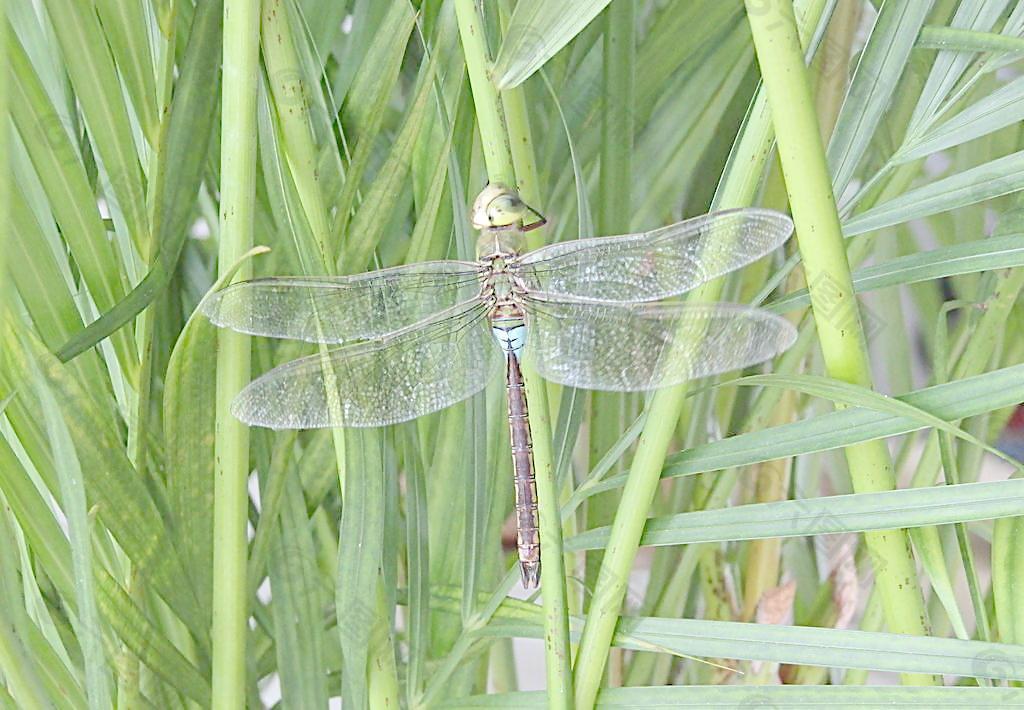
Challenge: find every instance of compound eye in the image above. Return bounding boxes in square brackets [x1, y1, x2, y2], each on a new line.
[471, 183, 528, 228]
[486, 193, 528, 227]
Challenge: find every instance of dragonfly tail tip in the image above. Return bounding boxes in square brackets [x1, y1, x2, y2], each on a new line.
[520, 561, 541, 589]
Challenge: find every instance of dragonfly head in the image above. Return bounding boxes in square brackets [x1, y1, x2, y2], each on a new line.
[471, 183, 530, 229]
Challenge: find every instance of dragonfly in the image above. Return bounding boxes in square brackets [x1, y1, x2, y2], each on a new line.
[202, 184, 797, 588]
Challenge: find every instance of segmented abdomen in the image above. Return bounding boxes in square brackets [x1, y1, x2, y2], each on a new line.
[505, 350, 540, 588]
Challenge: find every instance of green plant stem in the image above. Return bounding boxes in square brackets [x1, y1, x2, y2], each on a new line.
[589, 0, 636, 683]
[574, 0, 829, 699]
[522, 359, 574, 705]
[118, 38, 176, 705]
[598, 0, 634, 235]
[455, 1, 573, 705]
[260, 0, 332, 268]
[744, 0, 937, 685]
[496, 1, 564, 433]
[263, 4, 402, 697]
[918, 25, 1024, 54]
[0, 0, 7, 340]
[574, 382, 687, 704]
[0, 510, 49, 710]
[496, 0, 582, 656]
[211, 0, 259, 706]
[498, 0, 545, 253]
[454, 0, 514, 188]
[368, 580, 401, 708]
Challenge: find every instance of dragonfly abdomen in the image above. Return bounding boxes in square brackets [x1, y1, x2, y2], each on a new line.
[492, 317, 541, 588]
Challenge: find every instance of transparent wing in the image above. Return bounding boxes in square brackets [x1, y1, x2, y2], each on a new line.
[524, 295, 797, 391]
[201, 260, 483, 344]
[516, 208, 793, 302]
[232, 301, 499, 428]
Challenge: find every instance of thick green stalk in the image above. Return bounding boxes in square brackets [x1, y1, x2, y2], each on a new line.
[589, 0, 636, 682]
[454, 0, 514, 188]
[598, 0, 634, 234]
[521, 358, 573, 705]
[496, 0, 563, 424]
[496, 0, 580, 628]
[261, 4, 401, 698]
[455, 1, 573, 705]
[119, 25, 180, 704]
[260, 0, 332, 268]
[497, 3, 545, 253]
[744, 0, 937, 685]
[574, 0, 829, 700]
[0, 0, 7, 348]
[367, 580, 400, 709]
[574, 385, 687, 705]
[211, 0, 259, 706]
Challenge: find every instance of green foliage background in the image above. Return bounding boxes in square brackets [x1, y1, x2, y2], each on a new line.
[2, 0, 1024, 706]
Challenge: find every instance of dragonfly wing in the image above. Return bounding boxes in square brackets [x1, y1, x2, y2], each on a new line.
[232, 301, 499, 428]
[201, 260, 482, 344]
[516, 208, 793, 302]
[524, 295, 796, 391]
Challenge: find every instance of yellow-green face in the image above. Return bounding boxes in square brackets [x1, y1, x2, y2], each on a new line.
[471, 183, 529, 229]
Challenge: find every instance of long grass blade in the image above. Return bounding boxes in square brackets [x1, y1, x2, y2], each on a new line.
[443, 685, 1024, 708]
[29, 359, 111, 709]
[569, 478, 1024, 550]
[54, 0, 223, 361]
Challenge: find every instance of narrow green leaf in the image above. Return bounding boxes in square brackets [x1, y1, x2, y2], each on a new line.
[7, 30, 133, 366]
[336, 429, 386, 710]
[827, 0, 934, 196]
[332, 1, 418, 257]
[904, 0, 1012, 143]
[269, 474, 328, 708]
[0, 438, 74, 599]
[0, 439, 203, 705]
[844, 149, 1024, 237]
[770, 233, 1024, 312]
[5, 327, 205, 638]
[569, 479, 1024, 550]
[55, 0, 222, 362]
[341, 1, 415, 137]
[7, 185, 108, 390]
[401, 427, 430, 706]
[481, 612, 1024, 682]
[494, 0, 613, 89]
[165, 246, 268, 622]
[647, 363, 1024, 489]
[340, 46, 437, 271]
[919, 25, 1024, 53]
[93, 0, 159, 141]
[40, 0, 149, 248]
[162, 305, 218, 620]
[29, 358, 112, 709]
[993, 516, 1024, 644]
[909, 526, 970, 640]
[898, 74, 1024, 162]
[443, 685, 1024, 708]
[0, 506, 56, 710]
[736, 372, 1019, 468]
[93, 572, 211, 704]
[261, 0, 334, 268]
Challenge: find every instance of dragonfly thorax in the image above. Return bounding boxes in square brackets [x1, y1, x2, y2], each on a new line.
[489, 266, 517, 299]
[479, 248, 529, 311]
[476, 224, 525, 260]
